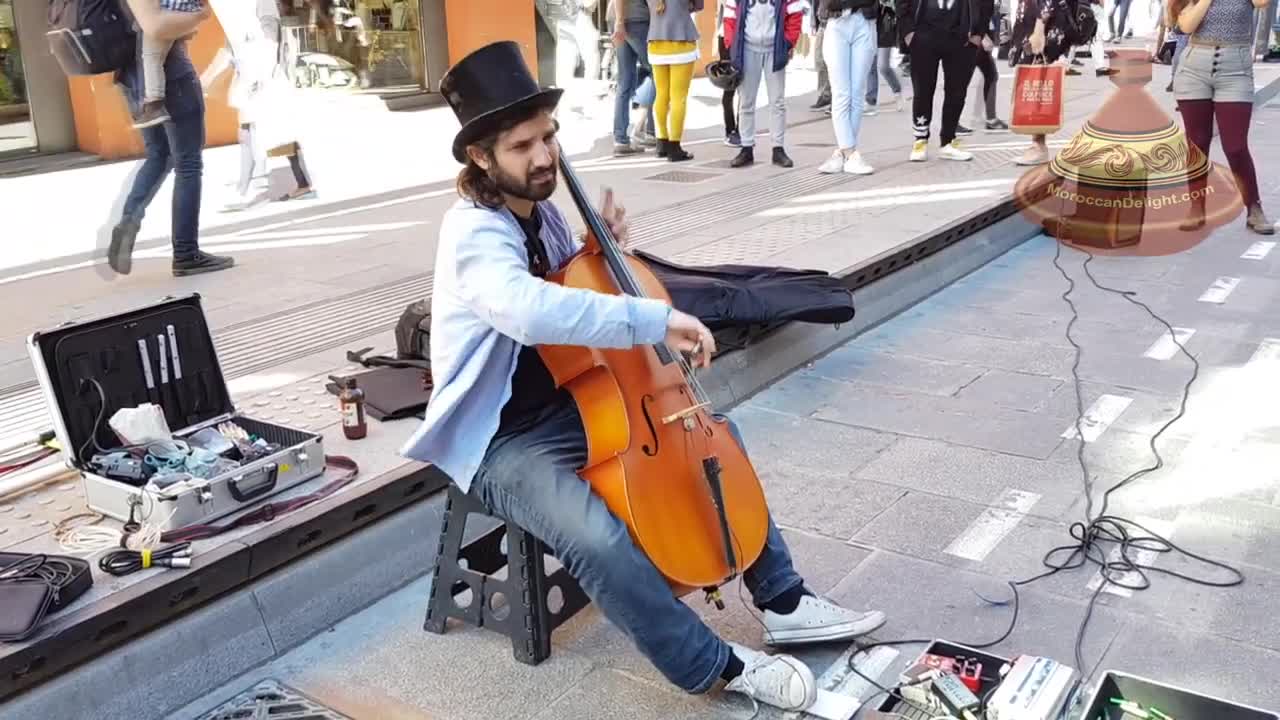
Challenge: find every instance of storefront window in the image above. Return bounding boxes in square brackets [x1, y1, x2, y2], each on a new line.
[0, 0, 36, 154]
[278, 0, 424, 93]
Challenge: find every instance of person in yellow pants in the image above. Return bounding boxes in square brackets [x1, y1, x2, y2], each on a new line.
[647, 0, 704, 161]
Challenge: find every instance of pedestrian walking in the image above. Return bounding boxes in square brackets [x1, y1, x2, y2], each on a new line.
[967, 13, 1011, 130]
[722, 0, 803, 168]
[1108, 0, 1135, 40]
[811, 2, 833, 108]
[1066, 0, 1113, 75]
[107, 0, 234, 277]
[1170, 0, 1274, 233]
[648, 0, 704, 162]
[817, 0, 880, 175]
[610, 0, 658, 156]
[717, 0, 743, 146]
[202, 0, 316, 211]
[897, 0, 993, 163]
[865, 0, 907, 113]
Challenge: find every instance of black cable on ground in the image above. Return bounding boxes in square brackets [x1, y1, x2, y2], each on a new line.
[98, 542, 193, 576]
[845, 236, 1246, 710]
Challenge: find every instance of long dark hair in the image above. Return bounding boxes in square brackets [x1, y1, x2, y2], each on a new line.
[455, 103, 556, 210]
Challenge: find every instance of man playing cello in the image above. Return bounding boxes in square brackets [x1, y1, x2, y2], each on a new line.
[402, 41, 886, 714]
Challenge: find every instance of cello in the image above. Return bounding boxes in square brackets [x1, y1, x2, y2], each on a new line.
[536, 152, 771, 606]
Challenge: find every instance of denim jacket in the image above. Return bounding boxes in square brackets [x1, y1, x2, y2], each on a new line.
[400, 199, 673, 492]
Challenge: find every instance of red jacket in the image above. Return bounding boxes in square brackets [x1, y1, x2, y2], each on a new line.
[722, 0, 805, 65]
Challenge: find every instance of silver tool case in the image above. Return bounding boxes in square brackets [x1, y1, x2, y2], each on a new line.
[27, 294, 325, 531]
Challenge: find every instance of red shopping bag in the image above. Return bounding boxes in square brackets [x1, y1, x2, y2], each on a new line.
[1011, 64, 1065, 135]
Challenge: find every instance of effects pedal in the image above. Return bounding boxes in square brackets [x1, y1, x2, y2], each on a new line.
[90, 452, 147, 484]
[957, 657, 983, 693]
[985, 655, 1080, 720]
[933, 671, 981, 719]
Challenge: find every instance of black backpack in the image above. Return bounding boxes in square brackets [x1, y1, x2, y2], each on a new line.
[46, 0, 138, 76]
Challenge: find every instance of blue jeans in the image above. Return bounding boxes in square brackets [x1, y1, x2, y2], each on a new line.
[471, 396, 804, 693]
[614, 21, 656, 144]
[824, 11, 877, 149]
[119, 44, 205, 258]
[866, 47, 902, 105]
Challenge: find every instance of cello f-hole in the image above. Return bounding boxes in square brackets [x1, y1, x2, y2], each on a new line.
[640, 394, 661, 456]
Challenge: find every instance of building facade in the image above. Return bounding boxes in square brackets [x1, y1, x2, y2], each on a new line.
[0, 0, 716, 161]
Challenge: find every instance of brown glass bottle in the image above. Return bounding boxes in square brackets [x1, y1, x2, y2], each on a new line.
[337, 377, 367, 440]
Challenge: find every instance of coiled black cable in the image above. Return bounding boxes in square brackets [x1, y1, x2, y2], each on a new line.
[0, 554, 76, 588]
[98, 542, 194, 576]
[845, 235, 1246, 709]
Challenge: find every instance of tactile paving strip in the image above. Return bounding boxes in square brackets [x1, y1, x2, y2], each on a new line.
[196, 679, 352, 720]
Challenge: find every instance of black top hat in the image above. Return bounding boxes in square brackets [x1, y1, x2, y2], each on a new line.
[440, 41, 564, 164]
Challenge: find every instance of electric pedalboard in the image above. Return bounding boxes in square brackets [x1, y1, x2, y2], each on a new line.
[985, 655, 1080, 720]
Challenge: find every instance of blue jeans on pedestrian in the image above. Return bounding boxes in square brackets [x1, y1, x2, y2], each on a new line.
[866, 47, 902, 105]
[471, 396, 804, 693]
[824, 11, 877, 149]
[117, 43, 205, 259]
[614, 21, 657, 144]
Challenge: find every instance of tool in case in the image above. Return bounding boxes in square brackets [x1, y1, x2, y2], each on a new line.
[28, 294, 326, 531]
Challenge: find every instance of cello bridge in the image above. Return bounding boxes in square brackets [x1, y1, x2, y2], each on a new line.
[661, 402, 711, 427]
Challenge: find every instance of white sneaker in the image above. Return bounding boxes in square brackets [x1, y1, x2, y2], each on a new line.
[843, 151, 874, 175]
[724, 643, 818, 713]
[864, 105, 879, 116]
[939, 140, 974, 161]
[910, 139, 928, 162]
[762, 595, 887, 646]
[818, 150, 845, 174]
[892, 94, 905, 112]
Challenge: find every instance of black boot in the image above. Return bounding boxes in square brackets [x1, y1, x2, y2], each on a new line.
[108, 219, 140, 275]
[656, 139, 670, 158]
[173, 251, 235, 277]
[667, 141, 693, 162]
[772, 147, 794, 168]
[730, 147, 754, 167]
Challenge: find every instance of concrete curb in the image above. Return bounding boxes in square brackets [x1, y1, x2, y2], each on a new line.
[0, 202, 1044, 720]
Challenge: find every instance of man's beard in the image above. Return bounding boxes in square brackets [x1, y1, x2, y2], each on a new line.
[491, 163, 557, 202]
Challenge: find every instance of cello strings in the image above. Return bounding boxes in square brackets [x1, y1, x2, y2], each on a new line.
[563, 157, 714, 406]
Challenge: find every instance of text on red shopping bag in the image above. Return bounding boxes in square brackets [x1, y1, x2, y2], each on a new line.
[1011, 64, 1065, 135]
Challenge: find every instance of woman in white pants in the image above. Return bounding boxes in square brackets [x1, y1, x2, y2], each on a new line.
[203, 0, 315, 211]
[818, 0, 880, 175]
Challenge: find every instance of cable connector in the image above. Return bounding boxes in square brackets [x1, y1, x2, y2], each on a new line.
[98, 542, 194, 576]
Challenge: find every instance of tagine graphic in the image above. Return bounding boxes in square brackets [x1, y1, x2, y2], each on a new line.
[1014, 48, 1244, 256]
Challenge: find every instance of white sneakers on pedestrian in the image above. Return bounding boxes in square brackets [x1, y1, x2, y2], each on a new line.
[762, 594, 887, 646]
[911, 140, 973, 162]
[819, 149, 875, 175]
[939, 140, 974, 161]
[724, 643, 818, 713]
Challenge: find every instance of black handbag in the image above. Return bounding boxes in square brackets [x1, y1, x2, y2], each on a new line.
[0, 552, 94, 643]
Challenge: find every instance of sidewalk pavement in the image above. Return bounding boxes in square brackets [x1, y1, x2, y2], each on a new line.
[3, 45, 1280, 720]
[3, 52, 1277, 442]
[0, 71, 822, 279]
[167, 103, 1280, 720]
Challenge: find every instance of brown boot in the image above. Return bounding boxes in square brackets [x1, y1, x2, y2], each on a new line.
[1247, 205, 1276, 235]
[132, 100, 169, 129]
